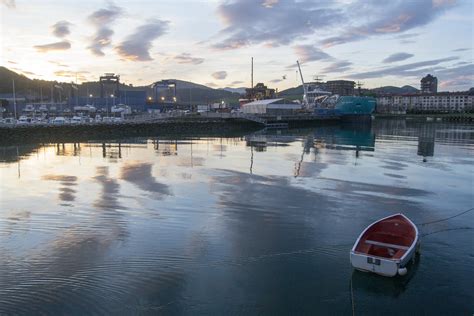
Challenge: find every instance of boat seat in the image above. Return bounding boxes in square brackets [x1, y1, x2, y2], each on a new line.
[365, 240, 409, 250]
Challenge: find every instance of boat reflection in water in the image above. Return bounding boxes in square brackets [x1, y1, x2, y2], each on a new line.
[351, 253, 421, 299]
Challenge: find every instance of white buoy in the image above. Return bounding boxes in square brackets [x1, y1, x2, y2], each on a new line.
[398, 267, 408, 276]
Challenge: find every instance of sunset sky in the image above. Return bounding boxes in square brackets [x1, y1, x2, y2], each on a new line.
[1, 0, 472, 91]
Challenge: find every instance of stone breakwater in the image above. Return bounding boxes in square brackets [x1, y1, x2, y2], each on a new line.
[0, 117, 262, 145]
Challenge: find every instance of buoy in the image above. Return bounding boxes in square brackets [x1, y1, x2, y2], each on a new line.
[398, 267, 408, 276]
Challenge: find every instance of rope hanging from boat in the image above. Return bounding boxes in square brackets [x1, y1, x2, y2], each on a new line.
[416, 207, 474, 226]
[349, 273, 356, 316]
[421, 227, 472, 237]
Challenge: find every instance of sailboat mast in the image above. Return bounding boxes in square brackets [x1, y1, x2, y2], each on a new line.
[12, 79, 17, 118]
[251, 57, 254, 89]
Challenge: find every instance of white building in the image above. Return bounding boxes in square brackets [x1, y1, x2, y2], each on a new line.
[241, 98, 302, 115]
[376, 92, 474, 113]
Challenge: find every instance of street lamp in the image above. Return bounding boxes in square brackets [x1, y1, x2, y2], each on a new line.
[173, 96, 177, 102]
[161, 96, 165, 101]
[148, 96, 152, 101]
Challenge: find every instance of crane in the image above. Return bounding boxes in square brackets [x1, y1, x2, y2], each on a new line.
[296, 60, 309, 108]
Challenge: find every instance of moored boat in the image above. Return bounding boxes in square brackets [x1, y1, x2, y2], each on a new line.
[350, 213, 419, 277]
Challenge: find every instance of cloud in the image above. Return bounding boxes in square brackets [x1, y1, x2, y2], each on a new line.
[231, 80, 244, 85]
[262, 0, 278, 8]
[270, 78, 283, 83]
[115, 19, 169, 61]
[34, 41, 71, 52]
[49, 60, 69, 67]
[321, 0, 456, 47]
[349, 56, 458, 79]
[437, 64, 474, 90]
[1, 0, 15, 8]
[7, 60, 17, 64]
[383, 52, 414, 63]
[52, 20, 72, 38]
[87, 4, 122, 56]
[293, 45, 332, 63]
[173, 53, 204, 65]
[452, 48, 470, 52]
[321, 60, 353, 73]
[395, 33, 419, 39]
[212, 71, 228, 80]
[211, 0, 342, 49]
[54, 70, 90, 81]
[211, 0, 455, 50]
[206, 82, 218, 88]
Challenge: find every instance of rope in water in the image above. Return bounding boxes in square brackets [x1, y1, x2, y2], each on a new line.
[416, 207, 474, 226]
[421, 227, 473, 237]
[350, 273, 356, 316]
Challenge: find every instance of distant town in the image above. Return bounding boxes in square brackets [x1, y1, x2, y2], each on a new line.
[1, 66, 473, 123]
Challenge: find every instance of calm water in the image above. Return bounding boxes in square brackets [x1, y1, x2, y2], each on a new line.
[0, 120, 473, 315]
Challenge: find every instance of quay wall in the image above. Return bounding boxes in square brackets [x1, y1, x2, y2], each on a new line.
[0, 118, 261, 145]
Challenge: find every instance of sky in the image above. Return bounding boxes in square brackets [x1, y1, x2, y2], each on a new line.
[1, 0, 473, 91]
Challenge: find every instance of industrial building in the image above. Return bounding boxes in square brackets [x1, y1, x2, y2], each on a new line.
[325, 80, 355, 96]
[241, 98, 301, 115]
[421, 74, 438, 93]
[244, 83, 276, 101]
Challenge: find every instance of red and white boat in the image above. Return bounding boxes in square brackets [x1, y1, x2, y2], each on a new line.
[350, 213, 420, 277]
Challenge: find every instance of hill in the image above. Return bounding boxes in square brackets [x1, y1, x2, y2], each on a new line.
[0, 67, 240, 104]
[221, 87, 246, 94]
[371, 85, 419, 95]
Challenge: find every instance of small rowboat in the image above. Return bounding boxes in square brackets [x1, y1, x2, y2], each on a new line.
[350, 213, 420, 277]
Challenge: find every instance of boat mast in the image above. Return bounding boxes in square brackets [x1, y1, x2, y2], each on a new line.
[251, 57, 254, 89]
[12, 79, 17, 118]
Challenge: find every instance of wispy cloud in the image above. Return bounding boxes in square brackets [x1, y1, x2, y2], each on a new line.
[437, 64, 474, 90]
[54, 70, 90, 81]
[350, 56, 458, 79]
[293, 45, 332, 63]
[206, 82, 218, 88]
[173, 53, 204, 65]
[49, 60, 69, 67]
[52, 21, 72, 38]
[87, 4, 122, 56]
[1, 0, 15, 8]
[212, 0, 341, 49]
[321, 0, 456, 46]
[452, 48, 470, 52]
[383, 52, 414, 63]
[211, 0, 455, 50]
[212, 71, 227, 80]
[115, 19, 169, 61]
[321, 60, 353, 73]
[231, 80, 244, 85]
[34, 41, 71, 52]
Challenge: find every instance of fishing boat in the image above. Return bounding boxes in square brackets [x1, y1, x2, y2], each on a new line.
[350, 213, 419, 277]
[296, 61, 375, 120]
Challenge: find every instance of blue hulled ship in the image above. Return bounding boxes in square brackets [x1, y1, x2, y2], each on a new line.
[296, 61, 375, 119]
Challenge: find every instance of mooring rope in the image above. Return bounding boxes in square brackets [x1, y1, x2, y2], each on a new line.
[421, 227, 473, 237]
[350, 273, 356, 316]
[416, 207, 474, 226]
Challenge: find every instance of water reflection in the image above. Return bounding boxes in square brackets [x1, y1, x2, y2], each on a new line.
[120, 162, 171, 197]
[0, 120, 473, 314]
[42, 174, 78, 205]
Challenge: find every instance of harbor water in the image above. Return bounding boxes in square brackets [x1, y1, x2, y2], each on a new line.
[0, 119, 473, 314]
